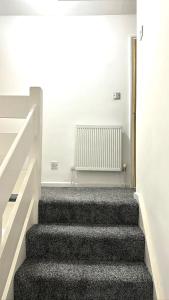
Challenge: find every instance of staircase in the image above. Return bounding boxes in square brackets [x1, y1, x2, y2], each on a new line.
[14, 187, 153, 300]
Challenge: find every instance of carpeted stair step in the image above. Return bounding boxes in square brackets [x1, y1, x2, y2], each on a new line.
[39, 188, 138, 225]
[14, 188, 153, 299]
[26, 224, 145, 262]
[14, 259, 153, 300]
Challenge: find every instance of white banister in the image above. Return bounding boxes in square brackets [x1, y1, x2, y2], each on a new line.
[0, 106, 36, 224]
[0, 87, 42, 300]
[0, 158, 35, 297]
[0, 96, 31, 119]
[29, 87, 43, 207]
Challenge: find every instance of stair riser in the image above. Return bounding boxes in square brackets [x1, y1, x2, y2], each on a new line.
[14, 279, 153, 300]
[26, 235, 145, 262]
[39, 202, 139, 226]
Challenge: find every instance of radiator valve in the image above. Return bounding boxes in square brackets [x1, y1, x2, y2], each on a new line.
[122, 163, 127, 172]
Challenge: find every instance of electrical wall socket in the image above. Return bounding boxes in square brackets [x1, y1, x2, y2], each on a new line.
[50, 161, 59, 170]
[113, 92, 121, 100]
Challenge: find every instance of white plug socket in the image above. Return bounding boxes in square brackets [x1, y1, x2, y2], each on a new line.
[50, 161, 59, 170]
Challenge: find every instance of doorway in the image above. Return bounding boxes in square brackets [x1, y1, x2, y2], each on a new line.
[131, 37, 137, 188]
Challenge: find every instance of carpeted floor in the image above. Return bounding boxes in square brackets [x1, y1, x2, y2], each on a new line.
[14, 187, 153, 300]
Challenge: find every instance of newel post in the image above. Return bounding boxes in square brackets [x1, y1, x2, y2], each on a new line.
[30, 87, 43, 223]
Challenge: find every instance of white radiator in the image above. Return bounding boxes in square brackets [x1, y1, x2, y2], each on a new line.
[75, 125, 122, 171]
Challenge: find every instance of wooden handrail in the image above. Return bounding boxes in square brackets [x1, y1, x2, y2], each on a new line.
[0, 158, 36, 296]
[0, 87, 42, 299]
[0, 105, 36, 218]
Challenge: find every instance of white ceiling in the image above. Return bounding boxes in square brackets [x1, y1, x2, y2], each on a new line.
[0, 0, 136, 16]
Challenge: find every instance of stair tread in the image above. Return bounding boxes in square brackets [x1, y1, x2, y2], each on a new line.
[39, 189, 138, 226]
[27, 224, 144, 240]
[41, 187, 136, 203]
[40, 197, 137, 206]
[15, 259, 152, 284]
[15, 188, 153, 299]
[15, 260, 153, 299]
[40, 198, 137, 205]
[26, 224, 145, 262]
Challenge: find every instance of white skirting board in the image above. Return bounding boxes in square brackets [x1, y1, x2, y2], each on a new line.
[41, 182, 129, 188]
[134, 192, 158, 300]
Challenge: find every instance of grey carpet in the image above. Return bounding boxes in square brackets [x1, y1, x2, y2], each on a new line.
[14, 187, 153, 299]
[14, 260, 153, 300]
[26, 224, 145, 262]
[39, 187, 138, 225]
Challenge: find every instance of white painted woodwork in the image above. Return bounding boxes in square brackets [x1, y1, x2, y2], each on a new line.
[0, 106, 35, 216]
[0, 159, 35, 296]
[0, 96, 30, 118]
[0, 87, 42, 299]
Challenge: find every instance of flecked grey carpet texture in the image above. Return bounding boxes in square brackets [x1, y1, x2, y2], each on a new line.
[14, 187, 153, 300]
[39, 187, 139, 225]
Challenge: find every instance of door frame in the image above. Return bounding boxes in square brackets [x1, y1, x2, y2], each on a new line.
[130, 36, 137, 188]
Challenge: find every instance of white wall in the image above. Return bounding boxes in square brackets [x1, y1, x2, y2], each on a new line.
[0, 15, 136, 186]
[0, 0, 136, 16]
[137, 0, 169, 298]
